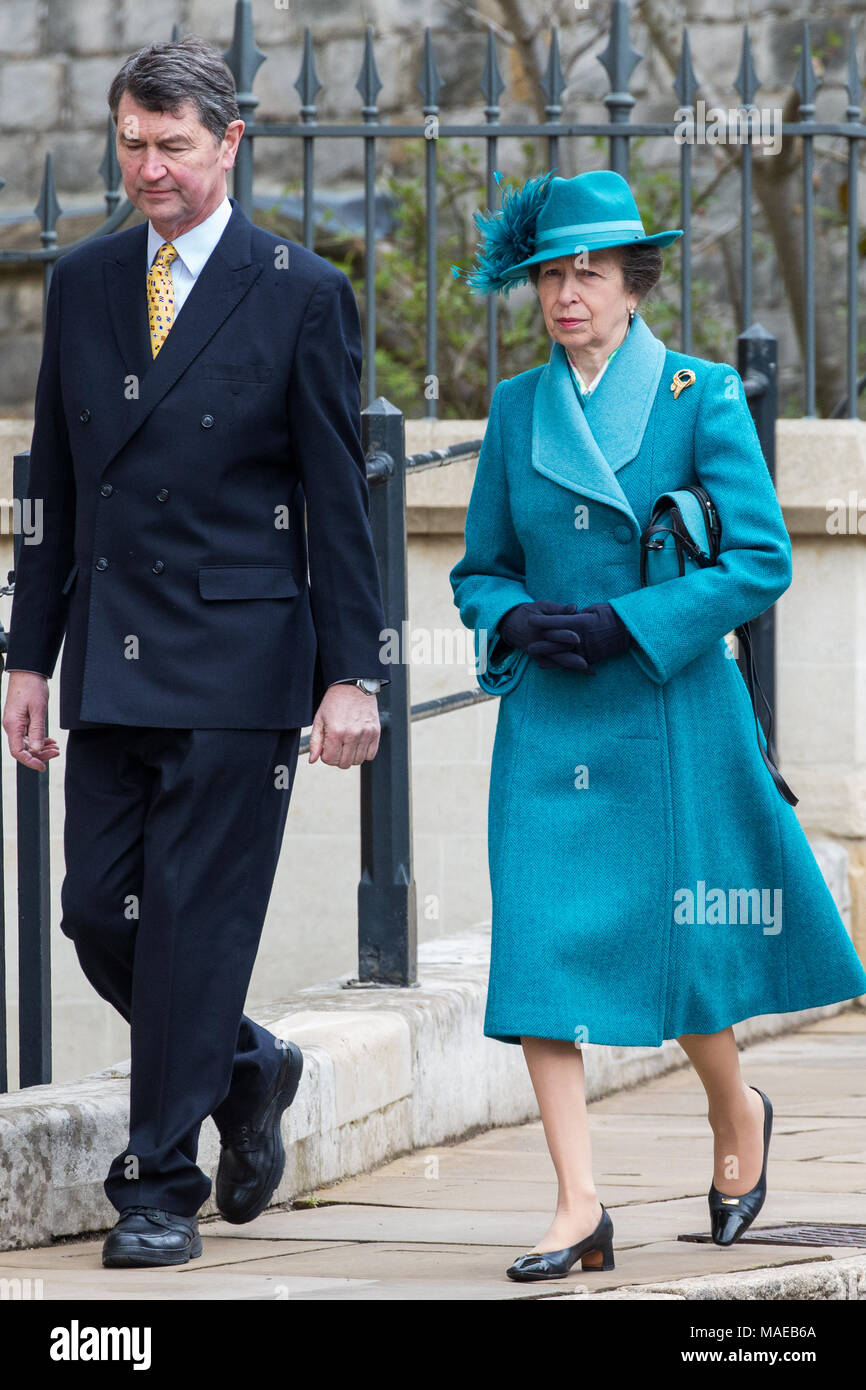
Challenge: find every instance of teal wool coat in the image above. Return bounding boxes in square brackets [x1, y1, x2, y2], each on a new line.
[450, 311, 866, 1047]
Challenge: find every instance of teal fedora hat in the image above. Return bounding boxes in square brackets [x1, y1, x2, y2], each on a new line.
[463, 168, 683, 295]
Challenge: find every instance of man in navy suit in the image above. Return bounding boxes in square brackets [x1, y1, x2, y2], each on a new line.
[1, 35, 390, 1267]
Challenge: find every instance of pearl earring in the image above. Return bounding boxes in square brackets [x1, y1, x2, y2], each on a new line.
[629, 307, 635, 322]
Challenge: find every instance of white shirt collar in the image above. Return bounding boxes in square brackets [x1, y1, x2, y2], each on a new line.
[566, 317, 632, 397]
[568, 353, 612, 396]
[147, 194, 233, 275]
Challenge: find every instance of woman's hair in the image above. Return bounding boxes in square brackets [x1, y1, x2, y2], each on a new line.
[528, 242, 664, 302]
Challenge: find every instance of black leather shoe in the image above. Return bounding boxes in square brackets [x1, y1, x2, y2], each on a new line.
[102, 1206, 202, 1268]
[506, 1205, 615, 1281]
[215, 1038, 304, 1224]
[708, 1085, 773, 1246]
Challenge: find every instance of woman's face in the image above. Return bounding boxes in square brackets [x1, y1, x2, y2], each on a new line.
[535, 250, 636, 354]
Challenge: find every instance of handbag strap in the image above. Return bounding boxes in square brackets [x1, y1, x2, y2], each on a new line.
[640, 488, 797, 807]
[638, 514, 713, 586]
[736, 621, 799, 806]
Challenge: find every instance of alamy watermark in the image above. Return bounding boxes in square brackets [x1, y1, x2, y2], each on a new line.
[674, 101, 783, 156]
[674, 880, 783, 935]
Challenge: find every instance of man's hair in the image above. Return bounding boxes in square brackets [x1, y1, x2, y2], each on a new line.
[108, 36, 240, 143]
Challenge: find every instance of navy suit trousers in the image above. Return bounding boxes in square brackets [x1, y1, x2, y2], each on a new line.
[60, 724, 302, 1217]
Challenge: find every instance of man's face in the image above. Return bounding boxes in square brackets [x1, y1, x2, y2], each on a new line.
[115, 93, 244, 236]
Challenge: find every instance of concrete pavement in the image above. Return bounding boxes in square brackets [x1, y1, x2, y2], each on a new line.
[2, 1010, 864, 1300]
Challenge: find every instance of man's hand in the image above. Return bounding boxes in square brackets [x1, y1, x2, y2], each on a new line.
[307, 683, 381, 768]
[2, 671, 60, 771]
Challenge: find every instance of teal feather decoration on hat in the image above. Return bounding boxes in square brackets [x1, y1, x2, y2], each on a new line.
[464, 170, 556, 296]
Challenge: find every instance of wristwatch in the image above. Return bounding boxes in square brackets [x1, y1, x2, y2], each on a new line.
[332, 675, 383, 692]
[336, 677, 382, 694]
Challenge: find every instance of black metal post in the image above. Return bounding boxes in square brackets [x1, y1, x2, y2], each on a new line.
[599, 0, 641, 179]
[355, 400, 417, 985]
[738, 325, 779, 716]
[12, 451, 52, 1087]
[358, 27, 382, 407]
[223, 0, 266, 219]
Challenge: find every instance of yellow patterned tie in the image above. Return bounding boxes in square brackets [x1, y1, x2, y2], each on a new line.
[147, 242, 179, 357]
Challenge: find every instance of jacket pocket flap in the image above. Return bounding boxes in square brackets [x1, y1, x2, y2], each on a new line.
[61, 562, 80, 595]
[198, 565, 299, 600]
[201, 363, 274, 383]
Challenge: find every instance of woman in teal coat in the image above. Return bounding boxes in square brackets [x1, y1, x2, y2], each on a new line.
[449, 169, 866, 1281]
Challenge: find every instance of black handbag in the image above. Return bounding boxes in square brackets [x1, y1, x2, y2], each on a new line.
[639, 484, 798, 807]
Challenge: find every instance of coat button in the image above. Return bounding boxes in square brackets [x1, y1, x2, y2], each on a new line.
[95, 557, 109, 571]
[100, 483, 113, 497]
[152, 560, 165, 575]
[79, 409, 91, 423]
[613, 523, 633, 544]
[201, 414, 215, 428]
[156, 488, 169, 502]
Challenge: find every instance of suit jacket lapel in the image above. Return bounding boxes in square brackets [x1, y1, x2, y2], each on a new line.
[99, 197, 265, 478]
[531, 311, 666, 527]
[103, 224, 153, 380]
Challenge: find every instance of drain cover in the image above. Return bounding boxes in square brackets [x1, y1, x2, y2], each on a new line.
[679, 1223, 866, 1247]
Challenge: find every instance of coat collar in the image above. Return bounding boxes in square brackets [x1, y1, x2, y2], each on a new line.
[530, 309, 666, 527]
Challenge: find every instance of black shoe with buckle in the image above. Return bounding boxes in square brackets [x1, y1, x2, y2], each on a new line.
[102, 1206, 202, 1268]
[215, 1039, 304, 1224]
[708, 1085, 773, 1246]
[506, 1205, 615, 1281]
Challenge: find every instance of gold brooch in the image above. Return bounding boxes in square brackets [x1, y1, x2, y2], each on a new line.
[671, 368, 696, 399]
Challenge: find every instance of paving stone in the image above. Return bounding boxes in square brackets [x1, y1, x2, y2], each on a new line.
[611, 1193, 866, 1242]
[0, 1262, 361, 1300]
[205, 1205, 554, 1247]
[0, 1236, 358, 1271]
[303, 1170, 678, 1210]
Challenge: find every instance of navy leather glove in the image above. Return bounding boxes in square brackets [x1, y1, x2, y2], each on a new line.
[527, 602, 632, 671]
[499, 600, 593, 674]
[498, 600, 579, 654]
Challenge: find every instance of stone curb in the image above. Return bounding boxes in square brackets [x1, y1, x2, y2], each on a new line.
[576, 1253, 866, 1301]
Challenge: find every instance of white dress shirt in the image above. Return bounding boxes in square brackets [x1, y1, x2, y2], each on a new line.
[146, 194, 233, 312]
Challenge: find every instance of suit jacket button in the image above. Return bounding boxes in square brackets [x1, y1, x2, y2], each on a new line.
[100, 483, 113, 497]
[613, 523, 633, 544]
[95, 557, 109, 571]
[156, 488, 169, 502]
[201, 414, 215, 428]
[79, 409, 91, 423]
[152, 560, 165, 575]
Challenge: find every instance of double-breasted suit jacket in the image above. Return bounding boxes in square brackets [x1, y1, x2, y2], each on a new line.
[450, 311, 866, 1047]
[3, 196, 393, 1218]
[5, 196, 390, 726]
